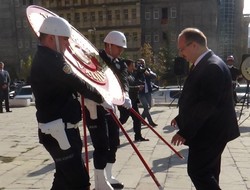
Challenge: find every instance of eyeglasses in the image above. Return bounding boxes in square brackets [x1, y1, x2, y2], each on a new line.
[178, 42, 193, 53]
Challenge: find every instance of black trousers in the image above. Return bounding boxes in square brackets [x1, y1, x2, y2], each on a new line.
[0, 89, 10, 112]
[187, 142, 227, 190]
[85, 106, 119, 169]
[38, 128, 90, 190]
[118, 101, 142, 137]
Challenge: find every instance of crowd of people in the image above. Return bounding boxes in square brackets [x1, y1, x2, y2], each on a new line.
[9, 12, 241, 190]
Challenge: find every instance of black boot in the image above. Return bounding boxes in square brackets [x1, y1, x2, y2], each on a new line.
[149, 122, 158, 127]
[134, 134, 149, 142]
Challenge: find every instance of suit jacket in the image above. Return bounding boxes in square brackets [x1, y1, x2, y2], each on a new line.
[175, 51, 240, 146]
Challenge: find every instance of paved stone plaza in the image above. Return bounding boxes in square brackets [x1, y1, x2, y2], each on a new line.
[0, 105, 250, 190]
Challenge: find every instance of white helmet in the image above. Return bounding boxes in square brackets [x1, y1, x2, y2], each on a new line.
[39, 16, 71, 38]
[104, 31, 127, 48]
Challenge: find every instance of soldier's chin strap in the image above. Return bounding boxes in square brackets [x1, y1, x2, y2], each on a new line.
[55, 35, 61, 53]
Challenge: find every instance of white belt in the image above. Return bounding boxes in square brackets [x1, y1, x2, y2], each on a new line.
[65, 123, 79, 129]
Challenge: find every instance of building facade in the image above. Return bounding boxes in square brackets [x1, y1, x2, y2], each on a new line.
[0, 0, 247, 80]
[0, 0, 40, 79]
[141, 0, 244, 65]
[41, 0, 141, 60]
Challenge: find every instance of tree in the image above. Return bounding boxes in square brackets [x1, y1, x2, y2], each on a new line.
[140, 43, 154, 69]
[156, 47, 176, 86]
[19, 55, 32, 83]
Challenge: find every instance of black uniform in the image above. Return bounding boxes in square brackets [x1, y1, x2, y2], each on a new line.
[118, 71, 143, 140]
[31, 45, 103, 190]
[85, 49, 128, 169]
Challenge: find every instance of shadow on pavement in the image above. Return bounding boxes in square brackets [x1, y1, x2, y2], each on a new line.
[162, 125, 178, 134]
[28, 163, 55, 177]
[151, 148, 188, 174]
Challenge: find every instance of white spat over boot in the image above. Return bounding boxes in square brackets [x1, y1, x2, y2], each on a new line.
[105, 163, 124, 189]
[94, 169, 114, 190]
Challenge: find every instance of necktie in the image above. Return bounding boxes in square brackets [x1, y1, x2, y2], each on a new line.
[189, 64, 195, 72]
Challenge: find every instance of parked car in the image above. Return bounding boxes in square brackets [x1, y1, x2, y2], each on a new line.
[236, 84, 250, 103]
[152, 86, 182, 105]
[14, 85, 35, 102]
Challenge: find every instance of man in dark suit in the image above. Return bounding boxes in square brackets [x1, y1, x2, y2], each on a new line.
[0, 62, 11, 113]
[171, 28, 240, 190]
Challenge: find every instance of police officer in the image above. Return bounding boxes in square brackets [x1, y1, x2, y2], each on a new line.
[30, 16, 112, 190]
[84, 31, 132, 190]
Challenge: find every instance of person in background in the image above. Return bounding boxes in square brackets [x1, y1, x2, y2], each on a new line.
[0, 62, 12, 113]
[136, 58, 158, 127]
[84, 31, 132, 190]
[226, 55, 241, 104]
[171, 27, 240, 189]
[30, 16, 112, 190]
[118, 59, 149, 142]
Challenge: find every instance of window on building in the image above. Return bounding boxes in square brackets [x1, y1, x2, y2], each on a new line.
[145, 9, 151, 20]
[82, 12, 87, 22]
[16, 19, 21, 28]
[154, 34, 159, 42]
[67, 13, 71, 23]
[90, 12, 95, 22]
[170, 32, 176, 42]
[75, 13, 80, 22]
[73, 0, 78, 5]
[49, 0, 54, 6]
[162, 8, 168, 19]
[161, 7, 168, 24]
[123, 9, 128, 20]
[32, 39, 37, 48]
[170, 7, 177, 18]
[124, 32, 129, 41]
[25, 40, 30, 49]
[65, 0, 70, 6]
[153, 9, 159, 19]
[98, 11, 103, 21]
[15, 0, 20, 7]
[132, 32, 138, 41]
[115, 10, 120, 20]
[107, 10, 112, 21]
[18, 40, 23, 49]
[22, 0, 34, 5]
[23, 19, 28, 28]
[145, 35, 151, 42]
[132, 9, 136, 19]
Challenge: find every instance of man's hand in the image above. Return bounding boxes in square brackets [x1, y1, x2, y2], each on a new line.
[171, 133, 186, 146]
[101, 99, 114, 111]
[139, 85, 144, 90]
[171, 119, 178, 128]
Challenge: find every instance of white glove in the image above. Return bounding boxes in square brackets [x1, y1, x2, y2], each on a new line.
[123, 93, 132, 109]
[101, 98, 114, 111]
[84, 99, 97, 120]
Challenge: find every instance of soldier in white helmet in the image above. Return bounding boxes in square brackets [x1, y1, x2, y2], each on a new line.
[30, 16, 112, 190]
[84, 31, 131, 190]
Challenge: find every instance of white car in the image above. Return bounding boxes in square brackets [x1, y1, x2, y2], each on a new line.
[152, 86, 182, 105]
[14, 85, 35, 102]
